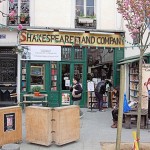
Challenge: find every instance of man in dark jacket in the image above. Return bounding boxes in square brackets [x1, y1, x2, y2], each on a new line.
[95, 80, 106, 111]
[70, 76, 83, 118]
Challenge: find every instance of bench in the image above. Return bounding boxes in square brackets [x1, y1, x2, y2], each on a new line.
[123, 109, 148, 129]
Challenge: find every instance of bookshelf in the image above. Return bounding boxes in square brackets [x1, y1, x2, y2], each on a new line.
[21, 61, 26, 92]
[51, 62, 57, 91]
[129, 62, 139, 101]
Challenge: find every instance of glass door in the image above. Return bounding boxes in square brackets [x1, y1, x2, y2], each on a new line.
[60, 63, 84, 106]
[60, 63, 71, 105]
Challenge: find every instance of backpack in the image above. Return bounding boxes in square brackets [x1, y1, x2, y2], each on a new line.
[95, 81, 106, 94]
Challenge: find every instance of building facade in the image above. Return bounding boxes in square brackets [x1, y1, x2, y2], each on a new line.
[0, 0, 124, 107]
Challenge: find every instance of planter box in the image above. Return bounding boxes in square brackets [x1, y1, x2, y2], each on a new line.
[78, 17, 94, 24]
[0, 106, 22, 146]
[25, 105, 80, 146]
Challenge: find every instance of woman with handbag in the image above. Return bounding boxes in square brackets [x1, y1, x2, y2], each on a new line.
[70, 76, 83, 118]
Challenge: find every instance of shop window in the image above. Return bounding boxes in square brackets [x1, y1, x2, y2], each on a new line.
[61, 47, 72, 60]
[0, 47, 17, 84]
[75, 0, 96, 29]
[74, 47, 83, 60]
[76, 0, 95, 17]
[8, 0, 30, 26]
[30, 64, 45, 91]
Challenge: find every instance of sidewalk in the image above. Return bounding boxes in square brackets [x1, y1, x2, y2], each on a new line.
[19, 108, 150, 150]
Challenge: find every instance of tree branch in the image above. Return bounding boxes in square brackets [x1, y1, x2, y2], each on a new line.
[0, 10, 8, 17]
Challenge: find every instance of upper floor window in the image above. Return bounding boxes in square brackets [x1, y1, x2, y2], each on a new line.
[8, 0, 30, 26]
[76, 0, 95, 17]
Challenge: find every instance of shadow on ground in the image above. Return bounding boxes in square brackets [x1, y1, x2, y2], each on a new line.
[100, 142, 150, 150]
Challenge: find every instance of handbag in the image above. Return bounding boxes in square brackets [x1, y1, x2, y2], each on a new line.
[72, 88, 81, 98]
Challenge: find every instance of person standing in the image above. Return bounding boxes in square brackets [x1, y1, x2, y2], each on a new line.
[70, 76, 83, 118]
[94, 80, 106, 111]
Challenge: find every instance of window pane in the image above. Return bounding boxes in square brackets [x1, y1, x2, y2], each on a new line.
[61, 47, 72, 60]
[62, 64, 70, 90]
[74, 48, 83, 60]
[30, 64, 45, 90]
[86, 7, 94, 16]
[9, 1, 18, 16]
[87, 0, 94, 6]
[21, 3, 29, 13]
[76, 6, 84, 16]
[76, 0, 84, 5]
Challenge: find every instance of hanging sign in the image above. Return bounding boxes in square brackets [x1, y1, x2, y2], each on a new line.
[20, 30, 124, 48]
[21, 46, 61, 61]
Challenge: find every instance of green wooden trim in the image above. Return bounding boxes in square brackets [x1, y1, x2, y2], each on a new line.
[113, 48, 124, 87]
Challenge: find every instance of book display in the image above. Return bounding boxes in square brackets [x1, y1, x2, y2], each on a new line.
[129, 62, 139, 102]
[21, 61, 27, 92]
[51, 62, 57, 91]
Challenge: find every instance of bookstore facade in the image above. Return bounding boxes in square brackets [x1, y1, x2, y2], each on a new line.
[19, 29, 124, 107]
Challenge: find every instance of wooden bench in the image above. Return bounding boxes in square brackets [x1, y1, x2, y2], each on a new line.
[123, 109, 148, 129]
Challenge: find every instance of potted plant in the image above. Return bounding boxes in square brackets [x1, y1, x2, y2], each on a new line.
[32, 86, 41, 96]
[20, 13, 26, 23]
[9, 16, 15, 23]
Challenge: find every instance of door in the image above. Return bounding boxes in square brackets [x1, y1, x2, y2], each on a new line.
[60, 62, 86, 106]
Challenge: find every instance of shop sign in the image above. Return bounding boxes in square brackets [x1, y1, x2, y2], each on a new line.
[21, 46, 61, 61]
[142, 64, 150, 109]
[20, 31, 124, 48]
[0, 34, 6, 39]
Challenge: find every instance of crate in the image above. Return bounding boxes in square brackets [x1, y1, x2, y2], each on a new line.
[0, 106, 22, 146]
[26, 106, 52, 146]
[25, 105, 80, 146]
[53, 105, 80, 145]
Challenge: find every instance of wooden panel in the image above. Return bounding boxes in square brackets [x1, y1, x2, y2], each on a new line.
[0, 106, 22, 146]
[53, 105, 80, 145]
[26, 106, 52, 146]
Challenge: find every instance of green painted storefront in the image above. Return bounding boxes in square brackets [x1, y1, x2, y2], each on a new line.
[20, 30, 124, 108]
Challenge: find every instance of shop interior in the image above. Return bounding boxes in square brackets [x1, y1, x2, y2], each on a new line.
[87, 47, 114, 109]
[87, 47, 113, 81]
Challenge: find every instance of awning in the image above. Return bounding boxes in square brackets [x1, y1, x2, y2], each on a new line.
[118, 58, 139, 65]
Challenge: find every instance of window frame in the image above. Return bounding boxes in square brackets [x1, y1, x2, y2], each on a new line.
[76, 0, 96, 18]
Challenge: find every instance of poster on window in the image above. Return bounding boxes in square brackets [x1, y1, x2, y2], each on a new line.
[87, 81, 95, 91]
[4, 113, 15, 132]
[62, 93, 70, 105]
[21, 46, 61, 61]
[142, 64, 150, 109]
